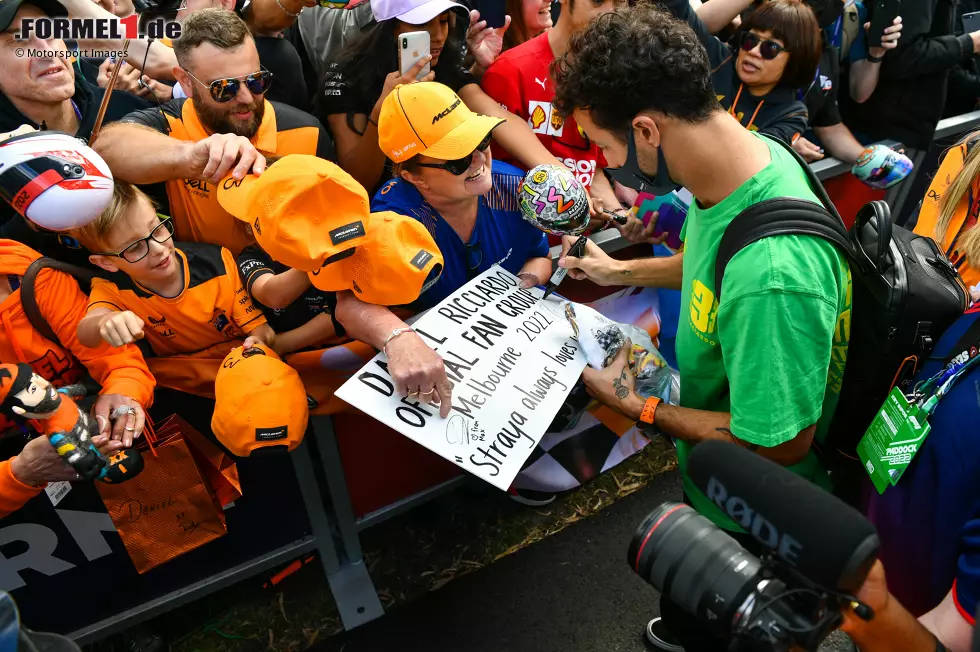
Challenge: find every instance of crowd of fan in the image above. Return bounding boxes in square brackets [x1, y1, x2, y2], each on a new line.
[1, 0, 980, 648]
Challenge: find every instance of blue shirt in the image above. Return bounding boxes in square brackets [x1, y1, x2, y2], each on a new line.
[865, 305, 980, 620]
[371, 160, 550, 311]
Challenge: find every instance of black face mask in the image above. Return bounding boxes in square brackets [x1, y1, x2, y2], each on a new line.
[808, 0, 844, 29]
[605, 127, 681, 196]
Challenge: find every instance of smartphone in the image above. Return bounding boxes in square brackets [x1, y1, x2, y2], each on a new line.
[867, 0, 900, 49]
[963, 9, 980, 34]
[476, 0, 506, 29]
[399, 31, 431, 80]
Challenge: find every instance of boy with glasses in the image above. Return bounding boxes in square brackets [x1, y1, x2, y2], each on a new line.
[72, 182, 275, 394]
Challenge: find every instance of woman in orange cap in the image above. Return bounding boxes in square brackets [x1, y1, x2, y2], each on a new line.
[372, 82, 554, 312]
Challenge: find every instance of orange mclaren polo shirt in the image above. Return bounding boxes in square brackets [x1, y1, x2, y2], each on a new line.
[119, 98, 334, 255]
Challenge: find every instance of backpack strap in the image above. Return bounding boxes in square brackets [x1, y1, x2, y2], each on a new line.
[714, 198, 854, 301]
[21, 258, 98, 346]
[713, 135, 894, 300]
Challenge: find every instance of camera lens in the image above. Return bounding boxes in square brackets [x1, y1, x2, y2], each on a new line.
[403, 38, 408, 47]
[628, 503, 763, 635]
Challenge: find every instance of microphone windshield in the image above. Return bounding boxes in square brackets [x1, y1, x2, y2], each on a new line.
[688, 440, 879, 592]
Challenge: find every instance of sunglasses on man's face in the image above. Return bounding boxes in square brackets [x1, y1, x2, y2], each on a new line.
[738, 32, 786, 60]
[185, 69, 274, 103]
[416, 133, 494, 176]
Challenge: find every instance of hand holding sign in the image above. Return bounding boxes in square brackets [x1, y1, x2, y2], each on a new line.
[335, 266, 587, 490]
[385, 329, 453, 418]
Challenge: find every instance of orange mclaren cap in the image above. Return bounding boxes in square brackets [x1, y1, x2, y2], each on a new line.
[308, 211, 443, 306]
[212, 344, 309, 457]
[378, 82, 503, 163]
[216, 155, 370, 272]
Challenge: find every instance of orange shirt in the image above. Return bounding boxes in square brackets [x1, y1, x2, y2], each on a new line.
[88, 243, 268, 358]
[0, 240, 155, 418]
[914, 138, 980, 289]
[118, 98, 332, 255]
[0, 460, 42, 518]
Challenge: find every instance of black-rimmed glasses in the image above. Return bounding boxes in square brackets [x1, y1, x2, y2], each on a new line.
[94, 217, 174, 263]
[738, 32, 786, 60]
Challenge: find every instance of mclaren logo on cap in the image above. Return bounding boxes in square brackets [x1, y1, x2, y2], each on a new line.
[432, 98, 461, 124]
[253, 217, 262, 235]
[410, 250, 434, 270]
[255, 426, 288, 442]
[329, 221, 366, 245]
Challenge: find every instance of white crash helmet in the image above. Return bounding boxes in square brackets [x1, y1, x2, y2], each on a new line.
[0, 130, 113, 231]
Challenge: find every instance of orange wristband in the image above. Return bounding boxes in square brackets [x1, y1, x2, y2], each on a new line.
[639, 396, 661, 425]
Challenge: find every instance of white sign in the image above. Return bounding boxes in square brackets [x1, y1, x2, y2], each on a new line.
[335, 266, 588, 490]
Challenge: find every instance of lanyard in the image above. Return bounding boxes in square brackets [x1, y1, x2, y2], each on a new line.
[828, 16, 843, 50]
[912, 354, 980, 414]
[798, 66, 821, 101]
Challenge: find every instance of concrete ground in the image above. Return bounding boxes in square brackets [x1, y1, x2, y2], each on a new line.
[317, 470, 856, 652]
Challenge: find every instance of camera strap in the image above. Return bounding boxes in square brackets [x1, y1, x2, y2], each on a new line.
[856, 353, 980, 495]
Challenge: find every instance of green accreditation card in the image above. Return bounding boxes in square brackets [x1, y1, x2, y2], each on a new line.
[857, 387, 931, 494]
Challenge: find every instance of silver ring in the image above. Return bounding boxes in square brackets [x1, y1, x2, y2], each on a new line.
[111, 405, 136, 419]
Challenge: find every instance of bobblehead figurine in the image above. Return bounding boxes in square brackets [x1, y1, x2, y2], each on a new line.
[0, 363, 143, 483]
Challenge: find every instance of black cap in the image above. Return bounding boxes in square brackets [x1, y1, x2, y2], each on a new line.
[0, 0, 70, 32]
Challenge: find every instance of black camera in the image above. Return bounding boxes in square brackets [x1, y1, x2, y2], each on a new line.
[630, 503, 849, 650]
[629, 442, 881, 651]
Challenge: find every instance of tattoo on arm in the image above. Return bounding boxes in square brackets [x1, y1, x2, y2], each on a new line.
[716, 427, 759, 452]
[612, 367, 630, 400]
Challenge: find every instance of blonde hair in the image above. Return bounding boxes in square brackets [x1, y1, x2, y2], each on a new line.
[72, 182, 155, 252]
[936, 131, 980, 269]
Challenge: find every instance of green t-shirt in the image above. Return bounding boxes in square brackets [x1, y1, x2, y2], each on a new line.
[674, 135, 852, 531]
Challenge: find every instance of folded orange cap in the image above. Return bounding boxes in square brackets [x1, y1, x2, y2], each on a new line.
[216, 155, 370, 272]
[309, 211, 444, 306]
[212, 344, 309, 457]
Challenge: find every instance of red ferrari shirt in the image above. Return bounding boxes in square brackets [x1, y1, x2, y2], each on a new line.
[482, 33, 606, 188]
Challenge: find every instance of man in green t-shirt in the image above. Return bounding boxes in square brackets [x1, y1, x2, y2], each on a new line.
[551, 3, 851, 650]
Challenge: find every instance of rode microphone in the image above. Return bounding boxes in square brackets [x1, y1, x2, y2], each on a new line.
[688, 441, 879, 593]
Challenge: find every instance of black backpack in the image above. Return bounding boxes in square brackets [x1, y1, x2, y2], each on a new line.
[714, 136, 970, 503]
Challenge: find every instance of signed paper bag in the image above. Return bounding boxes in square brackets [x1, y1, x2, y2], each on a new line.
[97, 426, 227, 574]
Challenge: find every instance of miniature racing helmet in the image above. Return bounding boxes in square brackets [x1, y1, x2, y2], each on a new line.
[0, 130, 114, 231]
[518, 164, 591, 236]
[851, 144, 914, 190]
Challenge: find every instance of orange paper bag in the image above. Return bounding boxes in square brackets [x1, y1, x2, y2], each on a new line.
[97, 425, 227, 574]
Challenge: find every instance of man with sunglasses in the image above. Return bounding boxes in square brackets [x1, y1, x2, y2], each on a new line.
[371, 82, 552, 315]
[92, 9, 332, 257]
[550, 4, 852, 649]
[480, 0, 626, 223]
[57, 0, 312, 109]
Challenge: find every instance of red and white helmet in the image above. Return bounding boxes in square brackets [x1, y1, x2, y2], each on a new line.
[0, 130, 113, 231]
